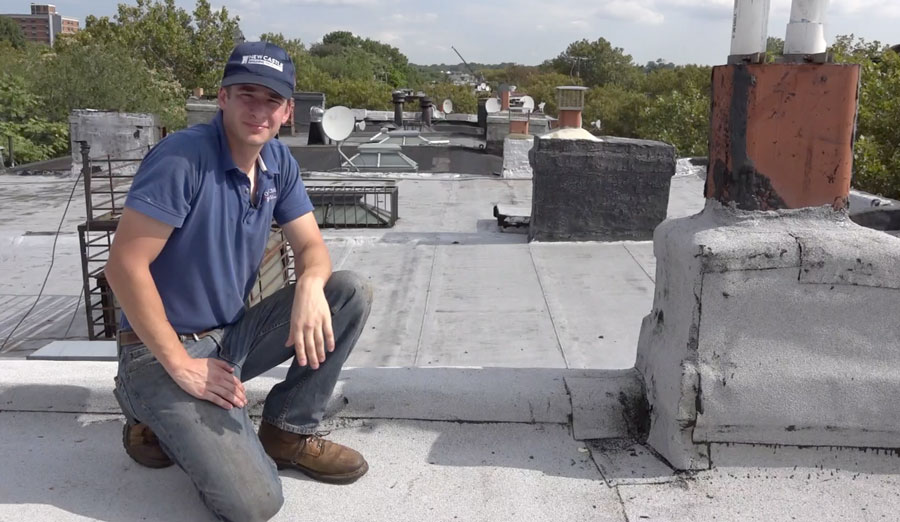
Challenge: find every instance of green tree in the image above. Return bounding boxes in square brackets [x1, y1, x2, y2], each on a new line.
[79, 0, 240, 93]
[640, 65, 711, 97]
[831, 35, 900, 198]
[0, 74, 69, 164]
[425, 83, 478, 114]
[644, 58, 675, 72]
[0, 16, 25, 49]
[547, 38, 640, 88]
[38, 40, 186, 129]
[0, 40, 44, 82]
[189, 0, 242, 91]
[583, 84, 648, 137]
[637, 88, 710, 156]
[766, 36, 784, 60]
[311, 31, 415, 88]
[260, 32, 305, 58]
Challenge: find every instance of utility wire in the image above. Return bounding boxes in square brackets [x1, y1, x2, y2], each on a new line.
[1, 170, 83, 352]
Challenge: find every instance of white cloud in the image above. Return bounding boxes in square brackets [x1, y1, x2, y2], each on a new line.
[834, 0, 900, 18]
[661, 0, 734, 19]
[376, 31, 401, 43]
[662, 0, 900, 20]
[597, 0, 665, 24]
[289, 0, 378, 5]
[384, 12, 438, 23]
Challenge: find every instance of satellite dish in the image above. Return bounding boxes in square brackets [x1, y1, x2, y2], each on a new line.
[356, 119, 367, 131]
[521, 95, 535, 113]
[592, 120, 602, 130]
[442, 99, 453, 114]
[485, 97, 501, 113]
[322, 106, 355, 142]
[538, 102, 546, 113]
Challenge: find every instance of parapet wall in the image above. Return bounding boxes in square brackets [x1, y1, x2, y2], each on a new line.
[636, 201, 900, 469]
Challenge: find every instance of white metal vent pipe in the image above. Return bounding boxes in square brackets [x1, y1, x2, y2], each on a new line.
[784, 0, 830, 54]
[730, 0, 771, 57]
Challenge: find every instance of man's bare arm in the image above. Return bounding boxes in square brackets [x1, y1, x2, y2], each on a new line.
[284, 212, 332, 285]
[281, 212, 333, 369]
[105, 207, 246, 409]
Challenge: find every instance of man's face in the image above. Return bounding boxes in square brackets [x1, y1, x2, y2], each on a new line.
[218, 84, 293, 147]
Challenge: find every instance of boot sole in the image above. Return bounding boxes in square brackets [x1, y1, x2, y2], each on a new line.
[122, 423, 174, 469]
[274, 459, 369, 485]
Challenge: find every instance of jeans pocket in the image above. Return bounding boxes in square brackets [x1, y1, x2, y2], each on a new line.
[123, 345, 158, 376]
[207, 329, 240, 369]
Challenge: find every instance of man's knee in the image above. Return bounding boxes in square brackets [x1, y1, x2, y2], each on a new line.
[216, 479, 284, 522]
[326, 270, 373, 315]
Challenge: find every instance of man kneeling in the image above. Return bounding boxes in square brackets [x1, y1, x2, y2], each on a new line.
[106, 41, 372, 521]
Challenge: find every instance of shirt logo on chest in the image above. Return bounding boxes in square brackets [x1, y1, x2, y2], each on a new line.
[262, 187, 278, 203]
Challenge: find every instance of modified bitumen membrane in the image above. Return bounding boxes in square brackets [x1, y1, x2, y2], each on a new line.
[4, 168, 900, 521]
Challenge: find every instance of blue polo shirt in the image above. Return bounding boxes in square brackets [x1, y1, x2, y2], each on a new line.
[120, 111, 314, 333]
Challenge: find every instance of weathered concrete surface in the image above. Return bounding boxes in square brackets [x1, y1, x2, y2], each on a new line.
[0, 361, 606, 425]
[338, 242, 435, 367]
[531, 242, 654, 369]
[6, 363, 900, 521]
[68, 110, 161, 177]
[619, 458, 900, 522]
[529, 137, 676, 242]
[0, 412, 621, 522]
[566, 371, 646, 440]
[637, 201, 900, 470]
[588, 439, 677, 486]
[27, 340, 112, 361]
[185, 98, 218, 127]
[486, 113, 550, 154]
[500, 134, 534, 179]
[0, 173, 702, 363]
[416, 244, 565, 368]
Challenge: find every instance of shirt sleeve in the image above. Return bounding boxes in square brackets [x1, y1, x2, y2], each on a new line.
[273, 154, 314, 226]
[124, 138, 198, 228]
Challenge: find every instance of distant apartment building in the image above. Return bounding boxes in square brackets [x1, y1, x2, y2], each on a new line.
[447, 72, 475, 86]
[2, 4, 79, 45]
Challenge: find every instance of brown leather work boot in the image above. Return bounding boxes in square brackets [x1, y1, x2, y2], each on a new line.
[122, 422, 173, 469]
[258, 421, 368, 484]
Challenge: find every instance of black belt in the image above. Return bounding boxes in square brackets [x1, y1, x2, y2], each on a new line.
[117, 329, 215, 347]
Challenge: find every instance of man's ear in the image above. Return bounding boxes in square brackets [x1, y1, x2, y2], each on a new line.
[217, 87, 228, 110]
[282, 99, 295, 125]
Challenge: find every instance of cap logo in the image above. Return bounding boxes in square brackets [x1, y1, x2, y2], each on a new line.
[241, 54, 284, 72]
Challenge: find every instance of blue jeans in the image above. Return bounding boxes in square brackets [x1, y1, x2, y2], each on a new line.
[114, 271, 373, 522]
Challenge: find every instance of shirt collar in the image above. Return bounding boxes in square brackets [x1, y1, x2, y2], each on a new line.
[213, 110, 279, 178]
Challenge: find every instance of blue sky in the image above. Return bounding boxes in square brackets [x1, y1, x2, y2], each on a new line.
[3, 0, 898, 65]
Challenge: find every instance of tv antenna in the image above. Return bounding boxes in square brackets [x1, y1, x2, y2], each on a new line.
[451, 45, 485, 84]
[568, 55, 588, 79]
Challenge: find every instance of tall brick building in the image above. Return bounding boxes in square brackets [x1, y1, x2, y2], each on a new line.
[1, 4, 79, 46]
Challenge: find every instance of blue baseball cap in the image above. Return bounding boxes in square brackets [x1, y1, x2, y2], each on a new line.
[221, 41, 295, 99]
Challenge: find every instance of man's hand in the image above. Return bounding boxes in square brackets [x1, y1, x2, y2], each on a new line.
[169, 357, 247, 410]
[285, 277, 335, 370]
